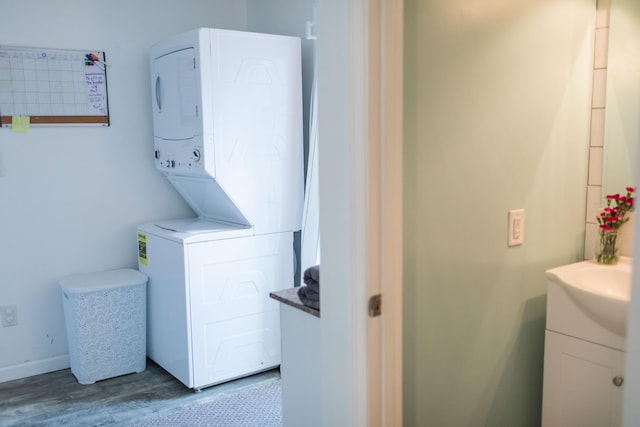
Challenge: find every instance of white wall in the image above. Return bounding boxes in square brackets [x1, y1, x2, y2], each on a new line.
[0, 0, 247, 382]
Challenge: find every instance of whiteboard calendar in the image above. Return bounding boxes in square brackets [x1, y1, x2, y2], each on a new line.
[0, 46, 109, 126]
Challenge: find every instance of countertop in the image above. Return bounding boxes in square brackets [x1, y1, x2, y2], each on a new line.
[270, 287, 320, 318]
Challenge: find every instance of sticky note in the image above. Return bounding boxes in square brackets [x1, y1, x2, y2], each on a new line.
[12, 116, 30, 132]
[138, 232, 148, 266]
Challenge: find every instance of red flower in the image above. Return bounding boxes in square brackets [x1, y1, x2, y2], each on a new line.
[597, 186, 635, 231]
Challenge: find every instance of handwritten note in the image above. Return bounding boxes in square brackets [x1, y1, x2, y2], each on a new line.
[85, 73, 108, 115]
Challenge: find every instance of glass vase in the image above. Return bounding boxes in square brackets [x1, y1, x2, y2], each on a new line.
[595, 229, 619, 265]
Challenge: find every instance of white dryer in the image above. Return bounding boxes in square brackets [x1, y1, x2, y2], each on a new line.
[138, 28, 303, 390]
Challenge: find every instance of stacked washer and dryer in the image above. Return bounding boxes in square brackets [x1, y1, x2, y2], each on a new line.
[137, 28, 303, 391]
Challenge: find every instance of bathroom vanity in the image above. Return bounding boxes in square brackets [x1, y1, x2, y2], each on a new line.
[542, 258, 630, 427]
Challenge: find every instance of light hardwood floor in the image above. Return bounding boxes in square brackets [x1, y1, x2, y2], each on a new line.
[0, 360, 280, 426]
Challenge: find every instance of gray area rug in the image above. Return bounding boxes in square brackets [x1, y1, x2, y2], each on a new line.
[132, 379, 282, 427]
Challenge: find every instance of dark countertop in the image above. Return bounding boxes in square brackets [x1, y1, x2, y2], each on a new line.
[270, 287, 320, 318]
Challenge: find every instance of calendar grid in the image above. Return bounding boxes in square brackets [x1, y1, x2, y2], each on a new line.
[0, 46, 109, 126]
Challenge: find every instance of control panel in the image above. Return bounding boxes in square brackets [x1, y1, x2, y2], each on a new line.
[153, 137, 213, 177]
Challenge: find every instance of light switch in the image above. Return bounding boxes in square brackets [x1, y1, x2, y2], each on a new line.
[0, 153, 5, 177]
[508, 209, 524, 247]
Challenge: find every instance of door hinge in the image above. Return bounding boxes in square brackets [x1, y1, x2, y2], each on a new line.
[368, 294, 382, 317]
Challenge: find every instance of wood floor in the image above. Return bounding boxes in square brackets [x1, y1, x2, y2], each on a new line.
[0, 360, 280, 426]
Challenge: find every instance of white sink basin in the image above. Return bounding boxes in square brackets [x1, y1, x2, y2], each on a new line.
[546, 257, 632, 337]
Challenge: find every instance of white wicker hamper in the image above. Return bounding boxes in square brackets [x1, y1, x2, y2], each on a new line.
[60, 269, 148, 384]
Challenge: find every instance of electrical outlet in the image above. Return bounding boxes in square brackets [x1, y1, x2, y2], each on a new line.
[508, 209, 525, 247]
[1, 305, 18, 327]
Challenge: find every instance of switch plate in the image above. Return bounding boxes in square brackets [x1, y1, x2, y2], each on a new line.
[1, 305, 18, 327]
[508, 209, 525, 247]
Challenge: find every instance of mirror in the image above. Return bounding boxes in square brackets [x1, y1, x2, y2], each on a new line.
[601, 0, 640, 199]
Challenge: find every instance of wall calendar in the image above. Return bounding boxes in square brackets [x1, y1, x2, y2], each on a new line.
[0, 45, 109, 127]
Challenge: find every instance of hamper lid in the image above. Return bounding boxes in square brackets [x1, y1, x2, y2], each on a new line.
[59, 268, 148, 292]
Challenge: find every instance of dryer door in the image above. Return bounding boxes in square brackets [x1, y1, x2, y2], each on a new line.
[151, 47, 199, 140]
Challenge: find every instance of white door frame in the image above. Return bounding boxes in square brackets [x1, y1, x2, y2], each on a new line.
[317, 0, 403, 425]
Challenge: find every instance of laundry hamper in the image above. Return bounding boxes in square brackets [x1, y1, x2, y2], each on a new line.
[60, 268, 148, 384]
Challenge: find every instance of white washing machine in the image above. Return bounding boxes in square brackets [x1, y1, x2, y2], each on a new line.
[138, 28, 303, 390]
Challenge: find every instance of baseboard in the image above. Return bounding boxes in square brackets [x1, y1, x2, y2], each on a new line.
[0, 354, 70, 383]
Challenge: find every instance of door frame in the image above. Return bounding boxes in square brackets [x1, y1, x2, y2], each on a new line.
[317, 0, 403, 425]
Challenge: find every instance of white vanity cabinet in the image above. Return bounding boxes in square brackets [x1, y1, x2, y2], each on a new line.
[541, 331, 625, 427]
[542, 259, 630, 427]
[270, 288, 321, 427]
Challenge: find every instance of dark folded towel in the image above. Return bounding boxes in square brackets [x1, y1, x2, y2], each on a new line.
[298, 265, 320, 309]
[303, 265, 320, 293]
[298, 286, 320, 310]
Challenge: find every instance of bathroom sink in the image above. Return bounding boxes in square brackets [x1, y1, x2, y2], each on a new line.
[545, 257, 632, 337]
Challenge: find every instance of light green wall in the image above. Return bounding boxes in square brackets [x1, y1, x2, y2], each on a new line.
[602, 0, 640, 199]
[403, 1, 594, 426]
